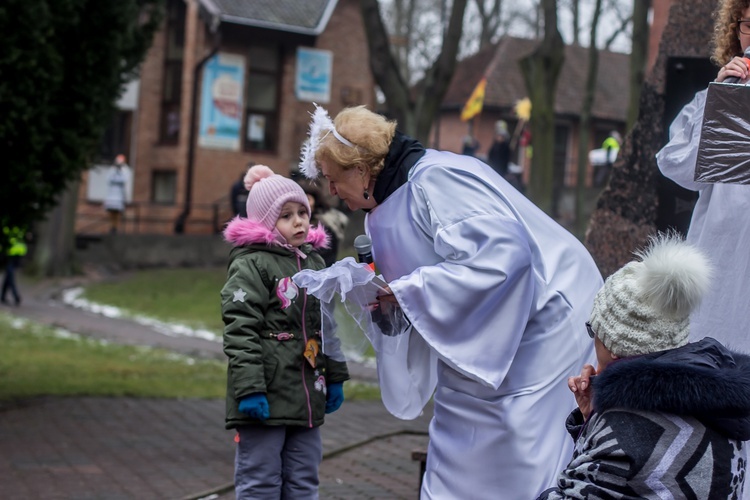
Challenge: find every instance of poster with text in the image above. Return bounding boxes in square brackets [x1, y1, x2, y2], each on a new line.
[199, 53, 245, 150]
[295, 48, 332, 103]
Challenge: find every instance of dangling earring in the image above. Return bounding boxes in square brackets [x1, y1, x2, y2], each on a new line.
[363, 189, 370, 200]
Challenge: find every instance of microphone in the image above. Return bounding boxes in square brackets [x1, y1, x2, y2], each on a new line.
[353, 234, 394, 335]
[724, 46, 750, 83]
[354, 234, 375, 270]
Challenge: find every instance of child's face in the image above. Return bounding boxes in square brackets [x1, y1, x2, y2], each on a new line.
[275, 201, 310, 248]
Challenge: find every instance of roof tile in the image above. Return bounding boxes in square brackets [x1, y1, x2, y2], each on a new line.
[445, 36, 630, 121]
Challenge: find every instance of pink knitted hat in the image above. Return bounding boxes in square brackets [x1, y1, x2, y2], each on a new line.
[244, 165, 310, 230]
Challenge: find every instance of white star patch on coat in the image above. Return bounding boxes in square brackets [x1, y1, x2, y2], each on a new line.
[232, 288, 247, 302]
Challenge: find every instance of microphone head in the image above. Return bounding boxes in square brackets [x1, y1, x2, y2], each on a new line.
[353, 234, 372, 254]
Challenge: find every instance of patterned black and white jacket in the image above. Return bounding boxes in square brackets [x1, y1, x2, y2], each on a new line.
[539, 337, 750, 499]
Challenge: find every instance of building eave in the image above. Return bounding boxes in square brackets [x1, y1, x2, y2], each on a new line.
[198, 0, 338, 36]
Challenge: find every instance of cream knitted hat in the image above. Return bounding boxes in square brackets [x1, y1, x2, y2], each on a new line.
[589, 235, 712, 357]
[244, 165, 310, 230]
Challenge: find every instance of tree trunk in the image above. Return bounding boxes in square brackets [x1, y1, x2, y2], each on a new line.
[475, 0, 504, 50]
[30, 179, 80, 276]
[360, 0, 468, 142]
[519, 0, 565, 215]
[571, 0, 580, 45]
[575, 0, 603, 237]
[585, 0, 717, 278]
[627, 0, 651, 130]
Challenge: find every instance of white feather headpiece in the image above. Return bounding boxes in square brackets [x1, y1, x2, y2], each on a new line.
[299, 103, 355, 179]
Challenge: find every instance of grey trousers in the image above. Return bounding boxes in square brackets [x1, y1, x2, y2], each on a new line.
[234, 425, 322, 500]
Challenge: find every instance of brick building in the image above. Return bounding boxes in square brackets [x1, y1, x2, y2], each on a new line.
[76, 0, 375, 235]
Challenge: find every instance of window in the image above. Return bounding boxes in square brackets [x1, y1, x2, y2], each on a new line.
[244, 44, 281, 152]
[98, 110, 133, 163]
[159, 0, 186, 144]
[152, 170, 177, 204]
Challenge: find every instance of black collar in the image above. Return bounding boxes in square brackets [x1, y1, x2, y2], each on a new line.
[371, 131, 426, 205]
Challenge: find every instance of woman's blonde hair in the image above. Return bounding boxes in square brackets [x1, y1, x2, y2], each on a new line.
[314, 106, 397, 178]
[713, 0, 750, 64]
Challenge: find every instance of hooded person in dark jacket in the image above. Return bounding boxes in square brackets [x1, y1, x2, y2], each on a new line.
[221, 165, 349, 499]
[539, 234, 750, 500]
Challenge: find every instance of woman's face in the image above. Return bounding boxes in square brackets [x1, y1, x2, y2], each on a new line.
[741, 6, 750, 52]
[319, 160, 377, 211]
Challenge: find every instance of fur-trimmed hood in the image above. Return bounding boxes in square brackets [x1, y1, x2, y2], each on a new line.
[223, 216, 329, 255]
[592, 337, 750, 440]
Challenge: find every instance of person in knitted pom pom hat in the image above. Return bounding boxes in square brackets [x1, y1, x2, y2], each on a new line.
[220, 164, 349, 499]
[538, 234, 750, 500]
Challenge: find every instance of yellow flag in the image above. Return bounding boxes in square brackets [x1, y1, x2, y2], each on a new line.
[514, 97, 532, 121]
[461, 77, 487, 122]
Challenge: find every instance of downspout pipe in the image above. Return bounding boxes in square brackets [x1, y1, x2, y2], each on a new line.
[174, 27, 222, 234]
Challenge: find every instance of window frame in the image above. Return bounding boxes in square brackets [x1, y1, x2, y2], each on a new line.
[243, 43, 282, 153]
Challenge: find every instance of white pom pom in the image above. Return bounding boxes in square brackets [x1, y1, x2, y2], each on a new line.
[244, 165, 275, 191]
[634, 234, 713, 317]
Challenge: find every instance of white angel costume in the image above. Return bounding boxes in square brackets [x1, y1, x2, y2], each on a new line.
[298, 107, 602, 499]
[364, 147, 602, 499]
[657, 89, 750, 354]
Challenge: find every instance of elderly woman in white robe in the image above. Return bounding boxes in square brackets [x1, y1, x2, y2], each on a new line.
[298, 105, 602, 499]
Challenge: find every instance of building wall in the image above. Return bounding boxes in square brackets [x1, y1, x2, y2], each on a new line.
[76, 0, 375, 235]
[435, 109, 621, 191]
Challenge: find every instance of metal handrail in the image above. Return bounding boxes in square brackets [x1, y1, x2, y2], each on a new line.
[77, 199, 235, 235]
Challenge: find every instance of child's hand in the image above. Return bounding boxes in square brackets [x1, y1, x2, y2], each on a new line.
[326, 382, 344, 414]
[238, 393, 269, 420]
[567, 364, 596, 421]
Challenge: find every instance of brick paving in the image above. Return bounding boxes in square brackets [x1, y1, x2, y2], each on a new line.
[319, 433, 429, 499]
[0, 275, 433, 499]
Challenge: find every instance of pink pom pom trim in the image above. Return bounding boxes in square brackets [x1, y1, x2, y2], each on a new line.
[244, 165, 276, 191]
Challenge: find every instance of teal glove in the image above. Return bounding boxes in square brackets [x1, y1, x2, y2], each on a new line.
[238, 393, 269, 420]
[326, 382, 344, 414]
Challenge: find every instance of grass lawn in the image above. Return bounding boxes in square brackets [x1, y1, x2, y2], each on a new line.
[0, 312, 380, 402]
[81, 268, 226, 333]
[80, 267, 374, 359]
[0, 313, 226, 400]
[3, 264, 382, 402]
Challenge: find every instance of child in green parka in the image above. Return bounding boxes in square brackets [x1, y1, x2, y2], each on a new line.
[221, 164, 349, 499]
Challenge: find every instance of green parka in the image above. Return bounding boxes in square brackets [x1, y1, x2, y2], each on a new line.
[221, 219, 349, 430]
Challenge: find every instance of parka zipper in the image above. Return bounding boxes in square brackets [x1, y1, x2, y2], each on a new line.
[297, 253, 313, 428]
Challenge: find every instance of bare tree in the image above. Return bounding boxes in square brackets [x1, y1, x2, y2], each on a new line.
[519, 0, 565, 215]
[568, 0, 581, 45]
[473, 0, 505, 49]
[575, 0, 603, 235]
[574, 0, 632, 234]
[384, 0, 418, 82]
[360, 0, 469, 141]
[627, 0, 650, 129]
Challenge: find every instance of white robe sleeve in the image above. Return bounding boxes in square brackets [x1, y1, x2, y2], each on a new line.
[387, 166, 536, 389]
[656, 89, 708, 191]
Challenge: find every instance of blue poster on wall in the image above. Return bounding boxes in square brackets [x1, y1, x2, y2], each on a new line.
[296, 48, 332, 103]
[199, 53, 245, 150]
